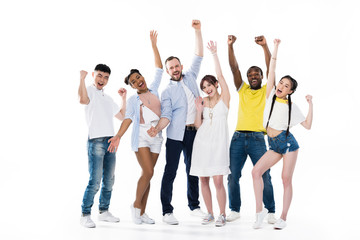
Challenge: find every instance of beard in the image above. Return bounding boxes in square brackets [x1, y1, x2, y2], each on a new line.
[170, 71, 183, 81]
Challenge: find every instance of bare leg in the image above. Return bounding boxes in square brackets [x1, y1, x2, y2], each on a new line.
[213, 175, 226, 216]
[252, 150, 282, 213]
[134, 148, 159, 214]
[200, 177, 213, 215]
[280, 150, 298, 221]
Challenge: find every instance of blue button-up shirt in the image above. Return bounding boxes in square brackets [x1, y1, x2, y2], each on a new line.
[161, 55, 203, 141]
[125, 68, 164, 151]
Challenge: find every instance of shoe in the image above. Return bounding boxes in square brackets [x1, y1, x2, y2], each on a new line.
[267, 213, 277, 224]
[215, 214, 226, 227]
[253, 208, 268, 229]
[201, 213, 214, 225]
[130, 204, 142, 224]
[190, 208, 207, 218]
[141, 213, 155, 224]
[98, 211, 120, 223]
[226, 211, 240, 222]
[274, 218, 287, 229]
[80, 215, 96, 228]
[163, 213, 179, 225]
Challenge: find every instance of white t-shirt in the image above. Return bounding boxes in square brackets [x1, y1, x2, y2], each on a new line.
[85, 85, 120, 139]
[263, 88, 305, 131]
[180, 80, 196, 125]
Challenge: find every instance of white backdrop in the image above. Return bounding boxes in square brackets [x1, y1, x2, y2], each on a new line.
[1, 0, 359, 239]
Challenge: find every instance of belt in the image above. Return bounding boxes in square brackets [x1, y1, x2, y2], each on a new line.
[236, 130, 254, 133]
[185, 126, 196, 131]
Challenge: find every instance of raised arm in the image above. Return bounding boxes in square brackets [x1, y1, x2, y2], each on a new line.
[150, 30, 163, 69]
[115, 88, 127, 121]
[78, 70, 90, 105]
[227, 35, 243, 90]
[266, 39, 280, 98]
[255, 35, 272, 78]
[207, 41, 230, 107]
[301, 95, 313, 130]
[192, 20, 203, 57]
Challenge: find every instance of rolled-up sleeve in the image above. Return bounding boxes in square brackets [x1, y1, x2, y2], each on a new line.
[125, 97, 136, 122]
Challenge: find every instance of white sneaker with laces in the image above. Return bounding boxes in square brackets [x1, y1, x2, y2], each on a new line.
[253, 208, 268, 229]
[98, 211, 120, 222]
[267, 213, 277, 224]
[141, 213, 155, 224]
[163, 213, 179, 225]
[201, 213, 214, 225]
[130, 204, 142, 224]
[215, 214, 226, 227]
[274, 218, 287, 229]
[80, 215, 96, 228]
[190, 208, 207, 218]
[226, 211, 240, 222]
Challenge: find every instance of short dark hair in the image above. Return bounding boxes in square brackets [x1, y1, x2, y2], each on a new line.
[246, 66, 263, 77]
[94, 64, 111, 74]
[200, 75, 218, 90]
[124, 69, 142, 85]
[165, 56, 181, 68]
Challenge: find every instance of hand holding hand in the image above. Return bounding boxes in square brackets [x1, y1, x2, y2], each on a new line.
[107, 136, 120, 153]
[228, 35, 237, 46]
[150, 30, 158, 47]
[207, 41, 217, 54]
[255, 35, 267, 46]
[80, 70, 88, 80]
[147, 126, 158, 137]
[195, 96, 204, 112]
[192, 20, 201, 30]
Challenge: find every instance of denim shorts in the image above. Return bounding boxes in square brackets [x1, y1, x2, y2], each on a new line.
[267, 131, 299, 154]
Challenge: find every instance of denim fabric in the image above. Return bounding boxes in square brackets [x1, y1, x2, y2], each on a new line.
[268, 131, 299, 154]
[161, 129, 200, 215]
[227, 131, 275, 213]
[81, 137, 116, 214]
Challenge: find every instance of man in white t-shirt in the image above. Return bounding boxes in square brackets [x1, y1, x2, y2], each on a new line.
[78, 64, 126, 228]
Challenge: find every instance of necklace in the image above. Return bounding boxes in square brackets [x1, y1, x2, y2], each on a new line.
[208, 95, 219, 125]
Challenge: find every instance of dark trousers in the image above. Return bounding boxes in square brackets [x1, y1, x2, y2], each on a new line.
[160, 129, 200, 215]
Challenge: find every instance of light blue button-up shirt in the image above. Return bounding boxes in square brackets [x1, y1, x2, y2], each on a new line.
[125, 68, 164, 152]
[161, 55, 203, 141]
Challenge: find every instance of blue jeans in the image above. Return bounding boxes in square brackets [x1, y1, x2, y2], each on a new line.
[227, 131, 275, 213]
[81, 137, 116, 215]
[268, 131, 299, 154]
[161, 129, 200, 215]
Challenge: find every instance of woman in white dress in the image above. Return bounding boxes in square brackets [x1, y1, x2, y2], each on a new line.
[190, 41, 231, 227]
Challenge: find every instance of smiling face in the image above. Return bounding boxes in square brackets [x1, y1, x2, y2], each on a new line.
[247, 69, 263, 90]
[92, 71, 110, 90]
[275, 77, 294, 99]
[166, 58, 183, 81]
[128, 72, 148, 93]
[201, 80, 218, 97]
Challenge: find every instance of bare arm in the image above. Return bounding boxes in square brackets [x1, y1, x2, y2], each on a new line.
[266, 39, 280, 98]
[301, 95, 313, 130]
[147, 117, 170, 137]
[192, 20, 203, 57]
[194, 97, 204, 128]
[78, 70, 90, 105]
[115, 88, 127, 121]
[150, 30, 163, 69]
[255, 35, 272, 78]
[227, 35, 243, 90]
[207, 41, 230, 107]
[107, 118, 132, 153]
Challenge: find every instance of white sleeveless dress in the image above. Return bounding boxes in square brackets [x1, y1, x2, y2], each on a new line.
[190, 99, 231, 177]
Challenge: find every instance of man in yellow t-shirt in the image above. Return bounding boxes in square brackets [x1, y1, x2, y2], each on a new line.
[226, 35, 276, 224]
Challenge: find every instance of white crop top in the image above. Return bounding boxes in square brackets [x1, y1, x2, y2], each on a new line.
[263, 88, 305, 131]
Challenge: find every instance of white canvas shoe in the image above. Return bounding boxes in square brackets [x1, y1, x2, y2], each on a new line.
[253, 208, 268, 229]
[130, 204, 142, 224]
[201, 213, 214, 225]
[226, 211, 240, 222]
[98, 211, 120, 222]
[163, 213, 179, 225]
[190, 208, 207, 218]
[267, 213, 277, 224]
[80, 215, 96, 228]
[141, 213, 155, 224]
[274, 218, 287, 229]
[215, 214, 226, 227]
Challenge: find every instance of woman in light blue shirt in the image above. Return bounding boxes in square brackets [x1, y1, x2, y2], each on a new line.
[108, 31, 164, 225]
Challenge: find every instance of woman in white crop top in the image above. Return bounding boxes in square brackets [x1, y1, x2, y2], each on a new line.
[107, 31, 163, 225]
[251, 39, 313, 230]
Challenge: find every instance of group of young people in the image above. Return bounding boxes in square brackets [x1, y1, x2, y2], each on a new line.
[77, 20, 313, 230]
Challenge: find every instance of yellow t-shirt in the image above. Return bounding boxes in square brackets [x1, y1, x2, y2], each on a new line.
[235, 82, 267, 132]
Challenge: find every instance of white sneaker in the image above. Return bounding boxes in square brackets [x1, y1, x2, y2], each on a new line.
[215, 214, 226, 227]
[226, 211, 240, 222]
[190, 208, 207, 218]
[163, 213, 179, 225]
[267, 213, 277, 224]
[130, 204, 142, 224]
[98, 211, 120, 223]
[201, 213, 214, 225]
[274, 218, 287, 229]
[141, 213, 155, 224]
[80, 215, 96, 228]
[253, 208, 268, 229]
